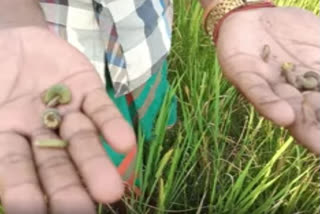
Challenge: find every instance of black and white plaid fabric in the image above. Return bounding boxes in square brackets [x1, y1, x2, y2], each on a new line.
[40, 0, 173, 96]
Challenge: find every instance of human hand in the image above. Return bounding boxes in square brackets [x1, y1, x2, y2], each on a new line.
[0, 27, 136, 214]
[216, 7, 320, 154]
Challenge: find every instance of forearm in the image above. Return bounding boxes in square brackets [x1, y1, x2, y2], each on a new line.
[0, 0, 47, 29]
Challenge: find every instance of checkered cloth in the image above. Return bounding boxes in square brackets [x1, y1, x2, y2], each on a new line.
[39, 0, 173, 97]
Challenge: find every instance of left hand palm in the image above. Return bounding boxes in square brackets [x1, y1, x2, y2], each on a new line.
[216, 7, 320, 154]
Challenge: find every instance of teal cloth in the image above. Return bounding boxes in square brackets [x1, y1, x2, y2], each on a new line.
[101, 61, 177, 169]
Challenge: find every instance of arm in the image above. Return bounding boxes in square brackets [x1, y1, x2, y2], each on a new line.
[0, 0, 46, 29]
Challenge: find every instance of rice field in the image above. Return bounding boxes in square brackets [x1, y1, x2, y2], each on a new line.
[111, 0, 320, 213]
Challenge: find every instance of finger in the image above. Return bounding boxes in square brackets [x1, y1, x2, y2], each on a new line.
[291, 92, 320, 154]
[31, 128, 95, 214]
[274, 85, 320, 154]
[272, 83, 303, 113]
[59, 112, 124, 203]
[82, 88, 136, 153]
[0, 132, 46, 214]
[221, 55, 295, 127]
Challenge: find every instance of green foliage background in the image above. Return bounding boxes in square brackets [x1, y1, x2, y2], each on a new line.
[116, 0, 320, 213]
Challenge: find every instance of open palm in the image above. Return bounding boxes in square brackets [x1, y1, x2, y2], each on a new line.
[217, 7, 320, 154]
[0, 27, 136, 214]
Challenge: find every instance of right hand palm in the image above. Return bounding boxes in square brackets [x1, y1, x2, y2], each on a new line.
[0, 27, 136, 214]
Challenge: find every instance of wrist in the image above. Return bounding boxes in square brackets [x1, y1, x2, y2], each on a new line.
[200, 0, 216, 8]
[0, 0, 47, 30]
[202, 0, 275, 44]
